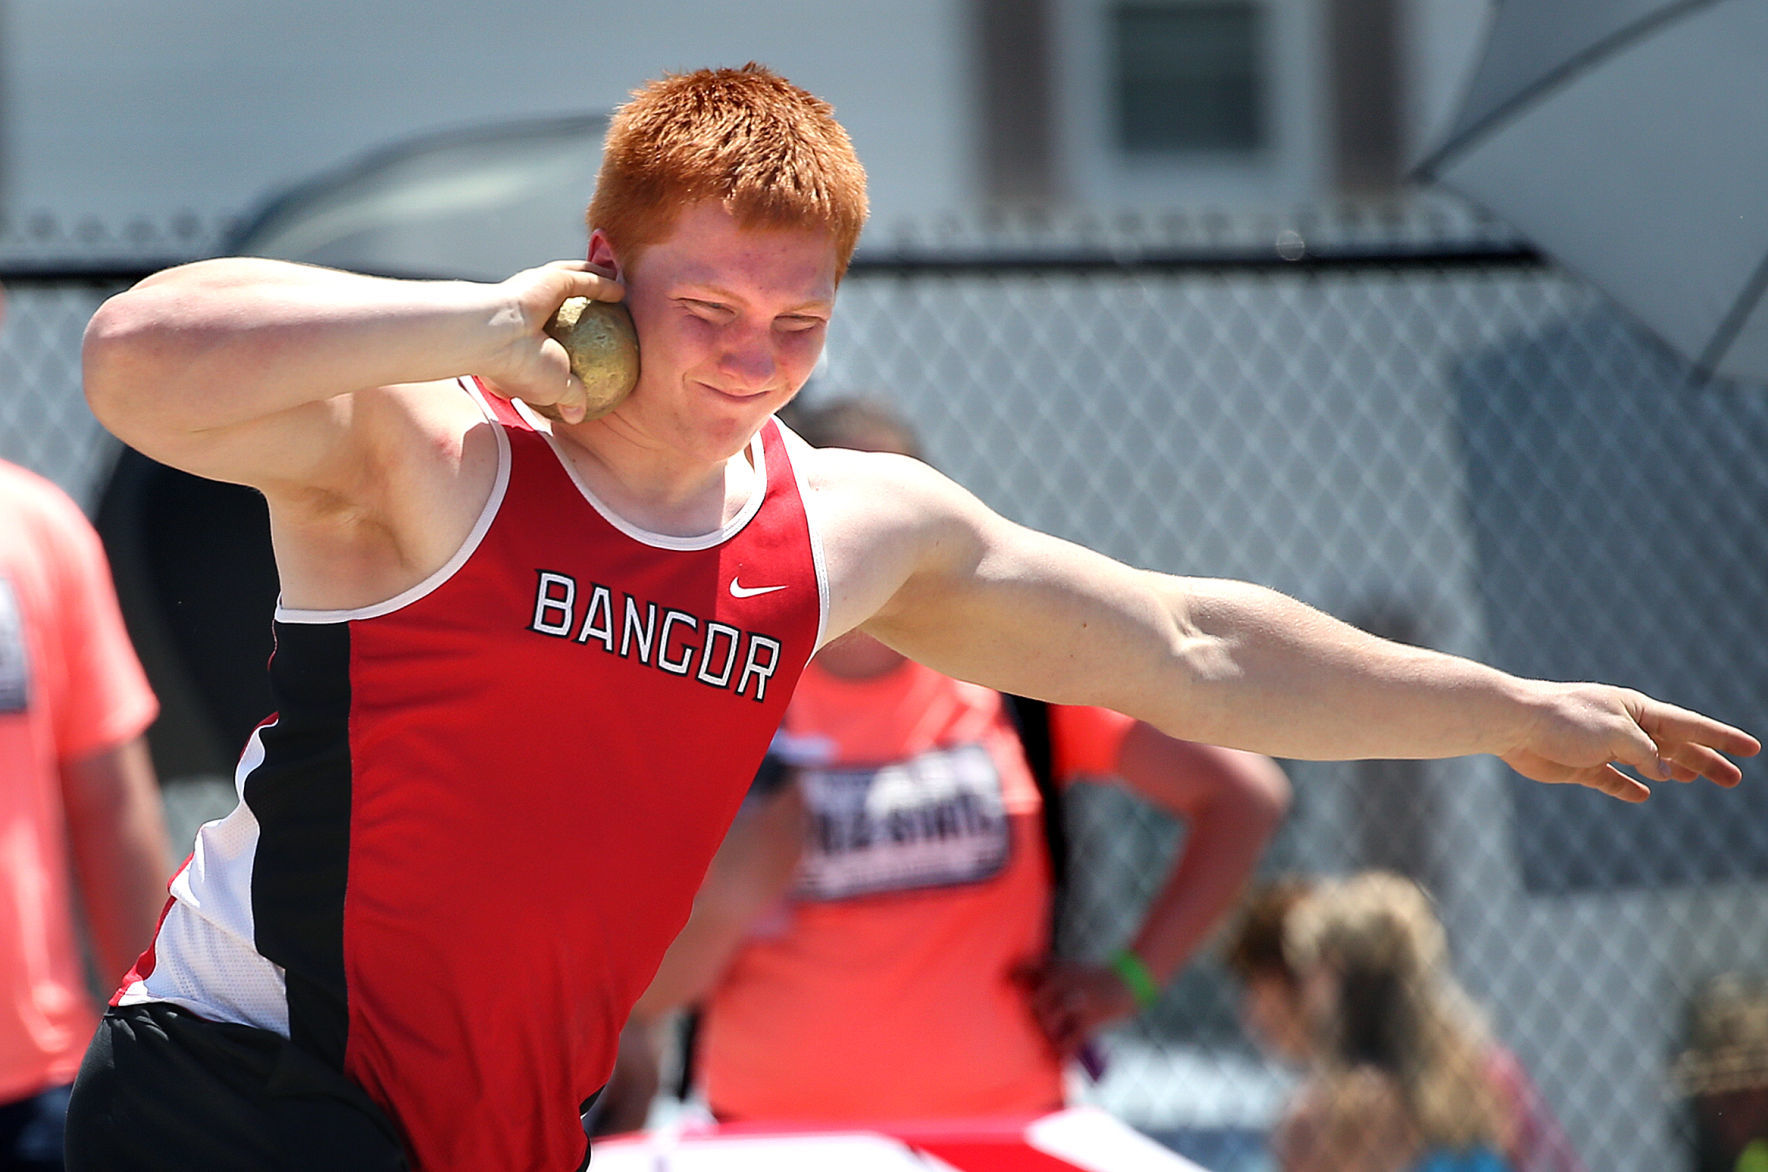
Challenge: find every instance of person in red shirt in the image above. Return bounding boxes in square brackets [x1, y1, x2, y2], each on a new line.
[1, 282, 171, 1171]
[619, 397, 1291, 1124]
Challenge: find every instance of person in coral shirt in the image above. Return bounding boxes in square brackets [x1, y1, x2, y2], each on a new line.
[0, 390, 170, 1168]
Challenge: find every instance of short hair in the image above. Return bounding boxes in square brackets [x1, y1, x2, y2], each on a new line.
[587, 64, 869, 280]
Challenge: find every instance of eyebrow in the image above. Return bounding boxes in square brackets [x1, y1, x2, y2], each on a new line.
[675, 284, 834, 316]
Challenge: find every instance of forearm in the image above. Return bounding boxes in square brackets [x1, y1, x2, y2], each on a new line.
[1152, 576, 1535, 762]
[1114, 733, 1290, 983]
[61, 738, 174, 984]
[83, 258, 505, 438]
[1129, 798, 1281, 985]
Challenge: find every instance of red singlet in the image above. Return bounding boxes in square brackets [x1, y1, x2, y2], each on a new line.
[119, 382, 825, 1170]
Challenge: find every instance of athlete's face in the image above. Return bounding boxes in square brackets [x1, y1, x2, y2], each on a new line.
[592, 200, 838, 463]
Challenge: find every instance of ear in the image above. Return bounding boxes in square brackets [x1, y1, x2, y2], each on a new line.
[587, 229, 620, 279]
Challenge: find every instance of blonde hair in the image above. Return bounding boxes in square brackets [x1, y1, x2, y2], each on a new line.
[1285, 872, 1510, 1154]
[587, 64, 869, 280]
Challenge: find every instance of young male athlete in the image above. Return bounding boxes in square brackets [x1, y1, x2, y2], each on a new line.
[65, 64, 1758, 1171]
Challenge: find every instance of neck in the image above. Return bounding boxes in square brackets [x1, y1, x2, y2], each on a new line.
[549, 415, 760, 537]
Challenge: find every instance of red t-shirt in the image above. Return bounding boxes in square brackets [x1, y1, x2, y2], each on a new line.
[0, 460, 156, 1100]
[700, 656, 1133, 1122]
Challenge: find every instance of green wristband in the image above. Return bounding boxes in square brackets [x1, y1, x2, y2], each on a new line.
[1110, 948, 1161, 1010]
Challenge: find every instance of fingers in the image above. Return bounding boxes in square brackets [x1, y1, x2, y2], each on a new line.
[534, 335, 591, 423]
[1637, 699, 1762, 761]
[1023, 963, 1085, 1054]
[478, 363, 589, 426]
[1660, 741, 1745, 787]
[541, 259, 626, 302]
[1585, 763, 1653, 804]
[1624, 697, 1758, 790]
[1503, 685, 1757, 805]
[1504, 748, 1651, 802]
[1601, 713, 1673, 785]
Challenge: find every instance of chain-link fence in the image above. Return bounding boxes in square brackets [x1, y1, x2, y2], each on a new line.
[5, 208, 1765, 1171]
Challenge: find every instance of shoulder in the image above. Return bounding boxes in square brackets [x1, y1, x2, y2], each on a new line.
[790, 438, 993, 549]
[787, 438, 997, 636]
[787, 431, 943, 497]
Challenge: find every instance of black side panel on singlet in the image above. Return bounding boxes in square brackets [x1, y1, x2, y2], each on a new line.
[243, 620, 355, 1069]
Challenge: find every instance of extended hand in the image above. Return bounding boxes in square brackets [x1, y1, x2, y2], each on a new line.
[481, 261, 625, 424]
[1014, 956, 1139, 1057]
[1500, 681, 1759, 802]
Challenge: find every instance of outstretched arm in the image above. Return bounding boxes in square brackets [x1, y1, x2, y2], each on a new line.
[816, 451, 1759, 802]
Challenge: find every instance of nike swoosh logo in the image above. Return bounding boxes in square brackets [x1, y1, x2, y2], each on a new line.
[729, 578, 788, 599]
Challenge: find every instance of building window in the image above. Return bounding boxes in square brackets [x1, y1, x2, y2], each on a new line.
[1112, 1, 1265, 155]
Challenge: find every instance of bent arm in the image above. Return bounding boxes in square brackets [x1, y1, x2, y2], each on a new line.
[1113, 729, 1291, 984]
[60, 736, 173, 986]
[1020, 729, 1289, 1051]
[82, 257, 619, 491]
[829, 455, 1757, 800]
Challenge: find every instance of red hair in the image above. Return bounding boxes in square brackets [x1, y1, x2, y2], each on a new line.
[587, 64, 869, 279]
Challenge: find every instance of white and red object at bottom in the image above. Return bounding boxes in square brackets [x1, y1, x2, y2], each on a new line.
[591, 1106, 1209, 1171]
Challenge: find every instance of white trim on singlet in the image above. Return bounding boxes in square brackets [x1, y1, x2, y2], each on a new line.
[775, 420, 832, 654]
[274, 378, 512, 625]
[117, 722, 291, 1035]
[510, 398, 768, 552]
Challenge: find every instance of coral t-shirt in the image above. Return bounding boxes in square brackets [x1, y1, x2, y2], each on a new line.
[699, 656, 1132, 1122]
[0, 461, 157, 1101]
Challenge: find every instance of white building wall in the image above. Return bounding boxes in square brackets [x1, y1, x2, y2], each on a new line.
[3, 0, 975, 235]
[4, 0, 1495, 234]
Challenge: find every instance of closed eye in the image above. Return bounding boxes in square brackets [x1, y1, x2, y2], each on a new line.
[676, 298, 733, 321]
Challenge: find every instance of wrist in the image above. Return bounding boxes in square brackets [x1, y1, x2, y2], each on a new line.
[1109, 948, 1161, 1011]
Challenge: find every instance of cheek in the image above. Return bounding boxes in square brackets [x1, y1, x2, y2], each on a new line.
[778, 330, 827, 381]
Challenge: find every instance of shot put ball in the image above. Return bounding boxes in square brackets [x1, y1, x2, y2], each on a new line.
[544, 296, 640, 419]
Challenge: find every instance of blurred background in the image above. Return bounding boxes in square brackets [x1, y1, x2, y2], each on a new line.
[3, 3, 1765, 1169]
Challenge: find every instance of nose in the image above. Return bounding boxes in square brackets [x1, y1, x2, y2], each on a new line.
[717, 323, 777, 392]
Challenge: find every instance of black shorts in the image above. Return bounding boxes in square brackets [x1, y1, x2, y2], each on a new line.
[65, 1003, 408, 1172]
